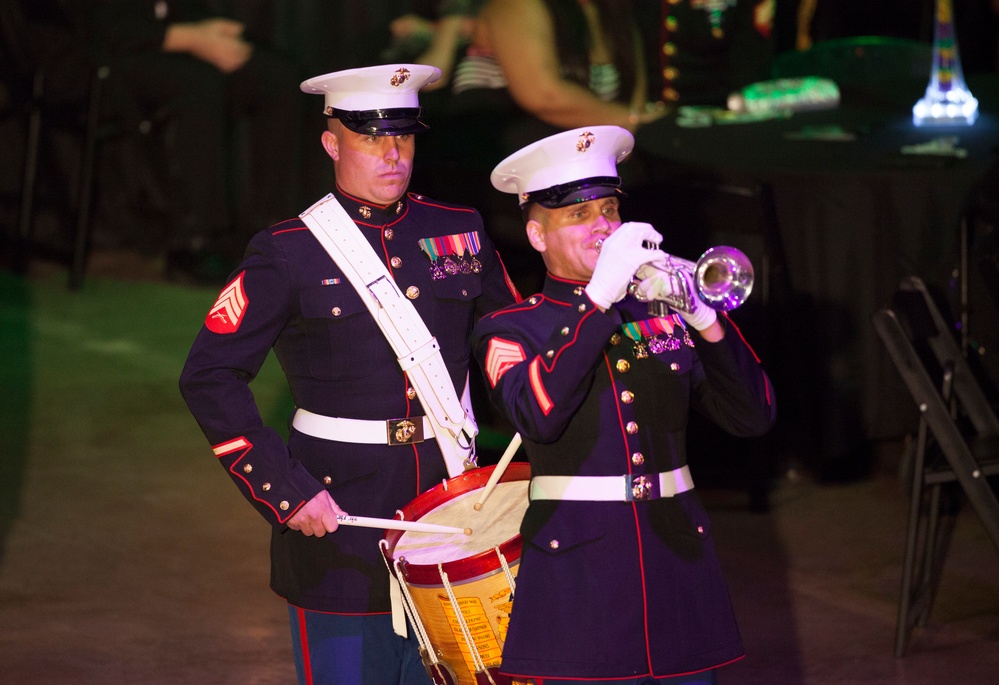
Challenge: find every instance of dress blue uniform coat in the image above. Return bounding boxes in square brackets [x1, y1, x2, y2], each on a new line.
[471, 274, 776, 680]
[636, 0, 775, 107]
[179, 188, 520, 613]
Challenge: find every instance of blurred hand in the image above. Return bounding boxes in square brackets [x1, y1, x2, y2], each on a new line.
[286, 490, 346, 537]
[389, 13, 434, 40]
[165, 19, 253, 73]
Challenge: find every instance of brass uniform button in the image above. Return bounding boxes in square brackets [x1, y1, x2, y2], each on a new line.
[262, 483, 271, 491]
[332, 307, 341, 316]
[663, 42, 676, 56]
[529, 296, 538, 305]
[560, 327, 570, 336]
[665, 16, 677, 30]
[390, 256, 402, 268]
[279, 500, 290, 511]
[620, 390, 634, 404]
[577, 304, 587, 313]
[610, 333, 622, 345]
[323, 476, 332, 485]
[663, 88, 680, 102]
[384, 228, 394, 240]
[407, 387, 417, 400]
[632, 452, 645, 466]
[406, 286, 420, 299]
[664, 66, 679, 80]
[461, 289, 468, 297]
[616, 359, 630, 373]
[573, 286, 584, 296]
[626, 421, 639, 434]
[395, 201, 403, 215]
[546, 350, 554, 358]
[359, 206, 371, 219]
[549, 539, 560, 550]
[670, 362, 680, 371]
[243, 464, 252, 473]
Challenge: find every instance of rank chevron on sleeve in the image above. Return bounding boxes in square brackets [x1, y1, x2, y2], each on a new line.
[206, 271, 249, 334]
[485, 337, 526, 388]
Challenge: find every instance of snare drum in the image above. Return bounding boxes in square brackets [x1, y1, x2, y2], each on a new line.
[381, 462, 530, 685]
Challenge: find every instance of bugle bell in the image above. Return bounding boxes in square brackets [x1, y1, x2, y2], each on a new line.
[632, 245, 754, 314]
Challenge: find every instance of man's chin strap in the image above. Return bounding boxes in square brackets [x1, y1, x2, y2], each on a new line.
[300, 194, 477, 478]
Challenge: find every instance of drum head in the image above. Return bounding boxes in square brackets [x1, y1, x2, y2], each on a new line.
[384, 463, 530, 585]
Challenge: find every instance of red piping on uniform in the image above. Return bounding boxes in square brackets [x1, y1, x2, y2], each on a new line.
[721, 312, 760, 362]
[721, 312, 774, 405]
[215, 439, 300, 523]
[493, 250, 523, 302]
[295, 606, 315, 685]
[604, 352, 656, 672]
[539, 308, 597, 372]
[486, 296, 545, 319]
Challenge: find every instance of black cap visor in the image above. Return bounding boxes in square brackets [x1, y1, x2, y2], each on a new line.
[330, 107, 429, 135]
[521, 176, 625, 208]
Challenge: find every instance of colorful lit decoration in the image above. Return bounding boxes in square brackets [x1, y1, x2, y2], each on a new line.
[913, 0, 978, 126]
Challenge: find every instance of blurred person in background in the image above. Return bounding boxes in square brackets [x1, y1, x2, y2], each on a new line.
[87, 0, 302, 285]
[382, 0, 484, 92]
[633, 0, 776, 108]
[448, 0, 665, 152]
[419, 0, 665, 293]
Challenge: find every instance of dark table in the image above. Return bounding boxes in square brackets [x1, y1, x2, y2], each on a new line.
[629, 74, 999, 478]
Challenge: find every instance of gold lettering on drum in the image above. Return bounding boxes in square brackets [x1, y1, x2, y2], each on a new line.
[439, 595, 505, 673]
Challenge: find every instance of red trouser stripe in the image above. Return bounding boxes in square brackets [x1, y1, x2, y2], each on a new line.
[295, 606, 314, 685]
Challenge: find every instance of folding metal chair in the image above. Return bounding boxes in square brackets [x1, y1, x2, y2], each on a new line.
[872, 275, 999, 657]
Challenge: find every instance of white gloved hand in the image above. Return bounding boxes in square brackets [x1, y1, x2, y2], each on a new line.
[633, 253, 696, 303]
[680, 301, 718, 331]
[584, 222, 664, 309]
[636, 267, 718, 331]
[638, 269, 718, 331]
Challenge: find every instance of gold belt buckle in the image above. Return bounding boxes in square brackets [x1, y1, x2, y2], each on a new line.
[627, 474, 655, 502]
[387, 418, 425, 445]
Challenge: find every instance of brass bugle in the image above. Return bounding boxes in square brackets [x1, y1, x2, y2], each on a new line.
[634, 245, 755, 314]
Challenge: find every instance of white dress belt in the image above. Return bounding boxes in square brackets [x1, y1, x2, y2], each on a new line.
[529, 465, 694, 502]
[292, 408, 435, 445]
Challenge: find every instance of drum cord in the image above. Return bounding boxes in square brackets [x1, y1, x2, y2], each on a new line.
[397, 561, 437, 664]
[379, 539, 439, 668]
[495, 546, 517, 597]
[438, 564, 495, 682]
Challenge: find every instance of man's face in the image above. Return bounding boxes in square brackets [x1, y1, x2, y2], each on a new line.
[526, 196, 622, 281]
[322, 125, 415, 205]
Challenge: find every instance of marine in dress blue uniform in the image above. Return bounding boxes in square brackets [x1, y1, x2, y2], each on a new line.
[179, 64, 520, 685]
[471, 126, 776, 683]
[635, 0, 776, 107]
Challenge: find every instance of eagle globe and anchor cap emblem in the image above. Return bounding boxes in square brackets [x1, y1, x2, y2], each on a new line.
[390, 67, 411, 87]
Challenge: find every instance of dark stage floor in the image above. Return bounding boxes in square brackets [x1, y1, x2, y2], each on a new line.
[1, 261, 997, 684]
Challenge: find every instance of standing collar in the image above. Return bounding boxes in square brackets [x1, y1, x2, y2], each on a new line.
[333, 186, 408, 224]
[541, 273, 591, 302]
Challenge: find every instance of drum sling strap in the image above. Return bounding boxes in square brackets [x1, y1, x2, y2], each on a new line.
[299, 193, 478, 479]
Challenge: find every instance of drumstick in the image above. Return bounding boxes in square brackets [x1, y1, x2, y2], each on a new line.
[337, 514, 471, 536]
[473, 432, 523, 511]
